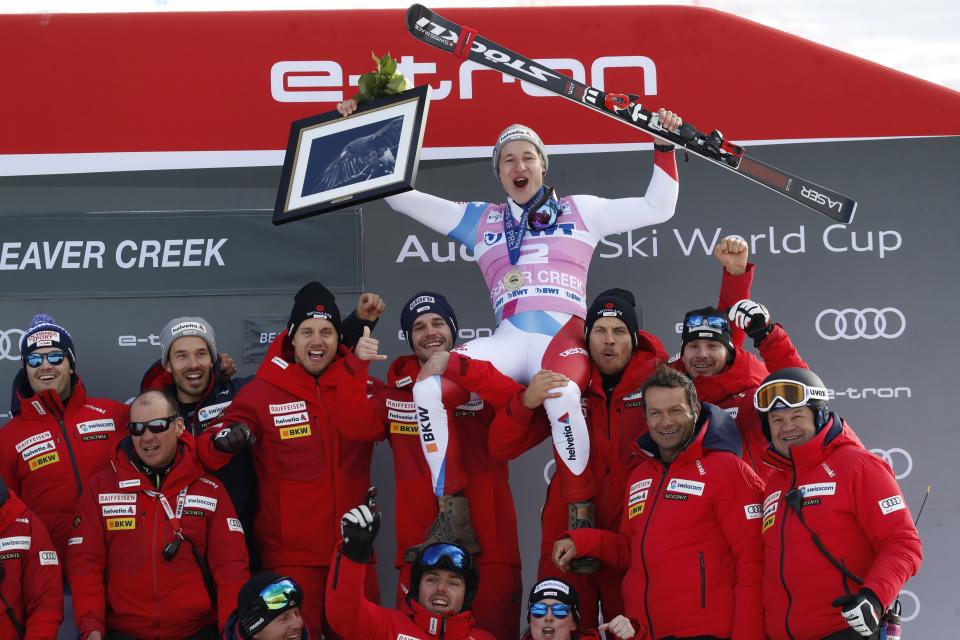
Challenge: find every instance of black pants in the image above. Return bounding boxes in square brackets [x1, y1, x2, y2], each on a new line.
[106, 624, 218, 640]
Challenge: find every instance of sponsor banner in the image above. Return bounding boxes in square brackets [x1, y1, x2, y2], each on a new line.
[744, 503, 763, 520]
[227, 518, 244, 533]
[106, 518, 136, 531]
[3, 7, 959, 169]
[390, 422, 419, 435]
[273, 411, 309, 427]
[388, 408, 417, 421]
[628, 502, 645, 519]
[628, 490, 648, 506]
[76, 419, 116, 434]
[99, 493, 138, 505]
[118, 479, 141, 488]
[386, 399, 416, 411]
[878, 495, 906, 515]
[630, 479, 652, 494]
[197, 401, 231, 423]
[280, 424, 312, 440]
[0, 210, 361, 298]
[666, 478, 705, 496]
[798, 482, 837, 497]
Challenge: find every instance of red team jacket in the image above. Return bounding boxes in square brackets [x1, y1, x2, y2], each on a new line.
[0, 378, 129, 566]
[348, 353, 522, 569]
[68, 439, 249, 639]
[567, 403, 765, 640]
[197, 332, 375, 569]
[0, 490, 63, 640]
[489, 331, 667, 567]
[325, 545, 497, 640]
[761, 415, 923, 640]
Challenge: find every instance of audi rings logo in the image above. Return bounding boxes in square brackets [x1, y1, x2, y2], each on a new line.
[870, 447, 913, 480]
[0, 329, 25, 361]
[815, 308, 906, 341]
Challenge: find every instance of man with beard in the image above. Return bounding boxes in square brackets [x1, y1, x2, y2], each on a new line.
[340, 291, 525, 640]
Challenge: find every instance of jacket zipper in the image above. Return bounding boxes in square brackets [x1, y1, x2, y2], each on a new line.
[56, 414, 84, 497]
[639, 464, 667, 640]
[152, 499, 161, 637]
[779, 467, 797, 640]
[699, 551, 706, 608]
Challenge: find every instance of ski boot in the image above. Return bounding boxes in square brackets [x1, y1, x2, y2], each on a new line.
[567, 500, 600, 574]
[403, 493, 482, 562]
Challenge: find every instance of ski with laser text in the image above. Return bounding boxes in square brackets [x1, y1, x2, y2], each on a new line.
[406, 3, 857, 224]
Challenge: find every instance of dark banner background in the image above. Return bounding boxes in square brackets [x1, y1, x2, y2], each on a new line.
[1, 137, 954, 634]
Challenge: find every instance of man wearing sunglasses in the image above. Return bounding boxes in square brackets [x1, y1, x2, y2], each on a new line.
[196, 282, 384, 640]
[669, 236, 808, 474]
[489, 288, 667, 632]
[223, 572, 306, 640]
[755, 368, 922, 640]
[68, 388, 249, 640]
[0, 315, 129, 590]
[326, 498, 496, 640]
[554, 366, 765, 639]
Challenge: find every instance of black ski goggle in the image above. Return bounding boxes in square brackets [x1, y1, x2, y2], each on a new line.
[258, 578, 303, 611]
[26, 351, 67, 368]
[685, 315, 728, 331]
[128, 415, 179, 436]
[530, 603, 572, 619]
[528, 196, 561, 231]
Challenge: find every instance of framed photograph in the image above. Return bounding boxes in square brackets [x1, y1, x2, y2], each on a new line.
[273, 84, 430, 225]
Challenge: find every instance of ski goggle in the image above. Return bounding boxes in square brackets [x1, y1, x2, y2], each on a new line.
[420, 543, 470, 571]
[528, 196, 561, 231]
[754, 379, 829, 413]
[530, 603, 572, 619]
[685, 315, 728, 331]
[25, 351, 67, 368]
[128, 415, 179, 436]
[258, 578, 303, 611]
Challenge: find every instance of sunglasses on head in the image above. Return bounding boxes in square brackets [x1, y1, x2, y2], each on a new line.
[685, 314, 728, 331]
[754, 379, 829, 413]
[128, 415, 179, 436]
[25, 351, 67, 368]
[421, 543, 470, 571]
[259, 578, 302, 611]
[530, 603, 572, 619]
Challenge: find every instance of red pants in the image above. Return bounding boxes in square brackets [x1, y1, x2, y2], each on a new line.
[271, 562, 380, 639]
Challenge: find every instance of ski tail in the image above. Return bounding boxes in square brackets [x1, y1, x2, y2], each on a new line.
[737, 156, 856, 224]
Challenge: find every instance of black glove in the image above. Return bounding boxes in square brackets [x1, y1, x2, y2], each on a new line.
[340, 496, 380, 564]
[211, 423, 255, 453]
[728, 299, 773, 346]
[832, 589, 882, 636]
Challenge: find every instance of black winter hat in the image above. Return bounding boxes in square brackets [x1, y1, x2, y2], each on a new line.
[585, 288, 639, 350]
[237, 572, 303, 639]
[400, 291, 459, 350]
[287, 282, 341, 341]
[680, 306, 734, 359]
[21, 314, 76, 371]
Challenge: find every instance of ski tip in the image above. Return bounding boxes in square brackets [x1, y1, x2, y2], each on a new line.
[406, 4, 428, 30]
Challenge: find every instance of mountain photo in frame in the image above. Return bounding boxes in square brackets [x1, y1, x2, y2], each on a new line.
[273, 84, 430, 225]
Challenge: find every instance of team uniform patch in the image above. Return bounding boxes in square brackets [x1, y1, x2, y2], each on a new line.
[119, 479, 141, 488]
[388, 409, 416, 422]
[39, 550, 59, 566]
[762, 514, 776, 533]
[666, 478, 705, 496]
[16, 431, 52, 453]
[198, 401, 231, 423]
[81, 434, 109, 442]
[628, 502, 645, 518]
[76, 419, 116, 435]
[274, 411, 309, 427]
[879, 495, 906, 515]
[798, 482, 836, 497]
[0, 536, 31, 552]
[184, 495, 218, 512]
[630, 479, 652, 493]
[279, 424, 311, 440]
[269, 401, 307, 415]
[102, 505, 136, 517]
[628, 490, 648, 506]
[663, 493, 688, 501]
[67, 537, 83, 546]
[21, 440, 56, 462]
[744, 503, 763, 520]
[106, 518, 136, 531]
[227, 518, 244, 533]
[28, 452, 59, 471]
[390, 422, 419, 435]
[99, 493, 138, 504]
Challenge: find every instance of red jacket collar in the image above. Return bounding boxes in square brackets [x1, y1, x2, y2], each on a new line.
[16, 376, 88, 420]
[586, 330, 667, 399]
[0, 491, 29, 532]
[404, 597, 478, 639]
[255, 330, 360, 397]
[111, 433, 204, 493]
[387, 354, 422, 388]
[761, 414, 862, 473]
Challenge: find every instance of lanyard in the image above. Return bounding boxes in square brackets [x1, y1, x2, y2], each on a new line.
[503, 185, 551, 265]
[151, 486, 188, 537]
